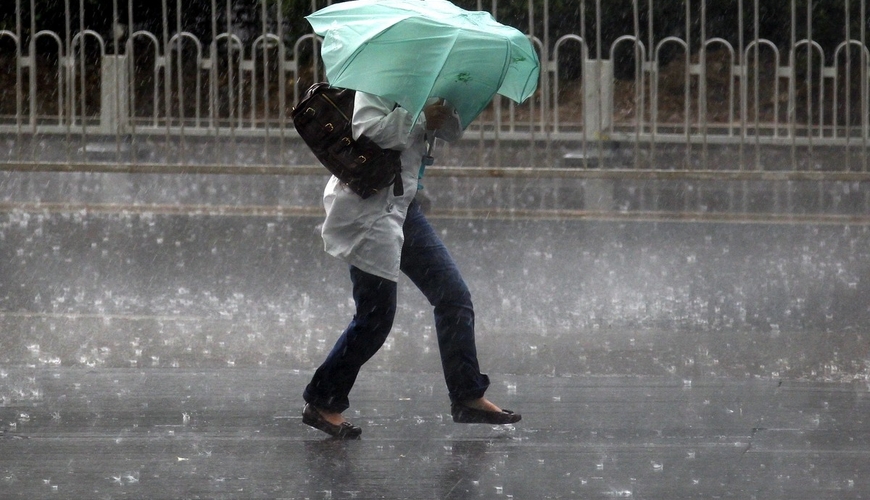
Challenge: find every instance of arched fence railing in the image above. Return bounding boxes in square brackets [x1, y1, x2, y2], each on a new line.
[1, 0, 870, 177]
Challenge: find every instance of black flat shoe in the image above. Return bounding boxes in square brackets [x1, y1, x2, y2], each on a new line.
[451, 403, 522, 424]
[302, 404, 362, 439]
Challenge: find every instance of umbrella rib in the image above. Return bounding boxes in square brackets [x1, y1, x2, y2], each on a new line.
[429, 30, 462, 101]
[495, 38, 514, 100]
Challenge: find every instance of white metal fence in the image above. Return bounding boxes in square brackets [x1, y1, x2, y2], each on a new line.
[1, 0, 870, 179]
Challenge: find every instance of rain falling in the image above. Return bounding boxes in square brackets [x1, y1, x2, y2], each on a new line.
[1, 0, 869, 498]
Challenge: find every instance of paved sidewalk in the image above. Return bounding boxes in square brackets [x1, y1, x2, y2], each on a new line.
[2, 368, 869, 499]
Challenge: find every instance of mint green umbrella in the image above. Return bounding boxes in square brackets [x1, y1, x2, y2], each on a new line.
[306, 0, 539, 129]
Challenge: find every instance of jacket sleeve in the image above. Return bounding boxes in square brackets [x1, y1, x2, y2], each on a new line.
[352, 92, 418, 150]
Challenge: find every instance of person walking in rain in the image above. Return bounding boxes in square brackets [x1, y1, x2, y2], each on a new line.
[301, 91, 521, 438]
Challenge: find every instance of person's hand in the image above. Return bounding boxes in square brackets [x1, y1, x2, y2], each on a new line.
[423, 99, 453, 130]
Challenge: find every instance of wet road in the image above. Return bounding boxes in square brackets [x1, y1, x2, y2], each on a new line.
[2, 369, 869, 499]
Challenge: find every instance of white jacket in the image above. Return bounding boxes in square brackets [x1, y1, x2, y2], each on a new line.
[320, 91, 463, 281]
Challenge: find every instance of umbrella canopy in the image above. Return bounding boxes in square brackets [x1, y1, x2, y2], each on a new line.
[306, 0, 540, 128]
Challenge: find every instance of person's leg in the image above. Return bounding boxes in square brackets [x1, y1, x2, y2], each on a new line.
[303, 265, 397, 413]
[400, 200, 490, 404]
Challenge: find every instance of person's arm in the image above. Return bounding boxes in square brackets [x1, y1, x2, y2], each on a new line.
[352, 92, 417, 150]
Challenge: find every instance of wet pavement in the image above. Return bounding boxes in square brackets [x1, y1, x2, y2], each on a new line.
[1, 368, 869, 499]
[1, 200, 869, 381]
[1, 173, 870, 498]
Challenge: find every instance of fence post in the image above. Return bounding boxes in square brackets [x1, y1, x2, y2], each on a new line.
[584, 59, 613, 138]
[580, 60, 615, 210]
[100, 55, 129, 135]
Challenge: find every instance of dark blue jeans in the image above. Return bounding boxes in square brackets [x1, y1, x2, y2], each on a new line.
[304, 199, 490, 412]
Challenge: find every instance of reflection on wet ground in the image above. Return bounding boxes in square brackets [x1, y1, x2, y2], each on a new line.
[1, 369, 869, 499]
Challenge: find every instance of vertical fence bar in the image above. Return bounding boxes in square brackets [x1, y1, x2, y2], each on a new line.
[250, 7, 260, 129]
[63, 0, 73, 164]
[261, 0, 270, 162]
[543, 0, 551, 167]
[14, 0, 23, 162]
[28, 0, 36, 131]
[865, 5, 870, 211]
[161, 0, 170, 155]
[647, 0, 654, 117]
[699, 0, 708, 171]
[833, 47, 840, 141]
[594, 0, 603, 168]
[737, 0, 744, 173]
[469, 0, 482, 167]
[175, 0, 187, 164]
[683, 0, 691, 172]
[580, 0, 587, 168]
[310, 0, 319, 90]
[805, 0, 813, 160]
[208, 0, 220, 133]
[209, 0, 217, 132]
[753, 0, 761, 171]
[647, 0, 659, 168]
[225, 0, 237, 160]
[784, 0, 796, 211]
[528, 0, 539, 164]
[112, 0, 121, 161]
[861, 0, 867, 172]
[491, 0, 501, 168]
[844, 0, 851, 171]
[128, 0, 138, 159]
[632, 0, 642, 170]
[277, 0, 287, 165]
[78, 0, 86, 144]
[788, 0, 796, 172]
